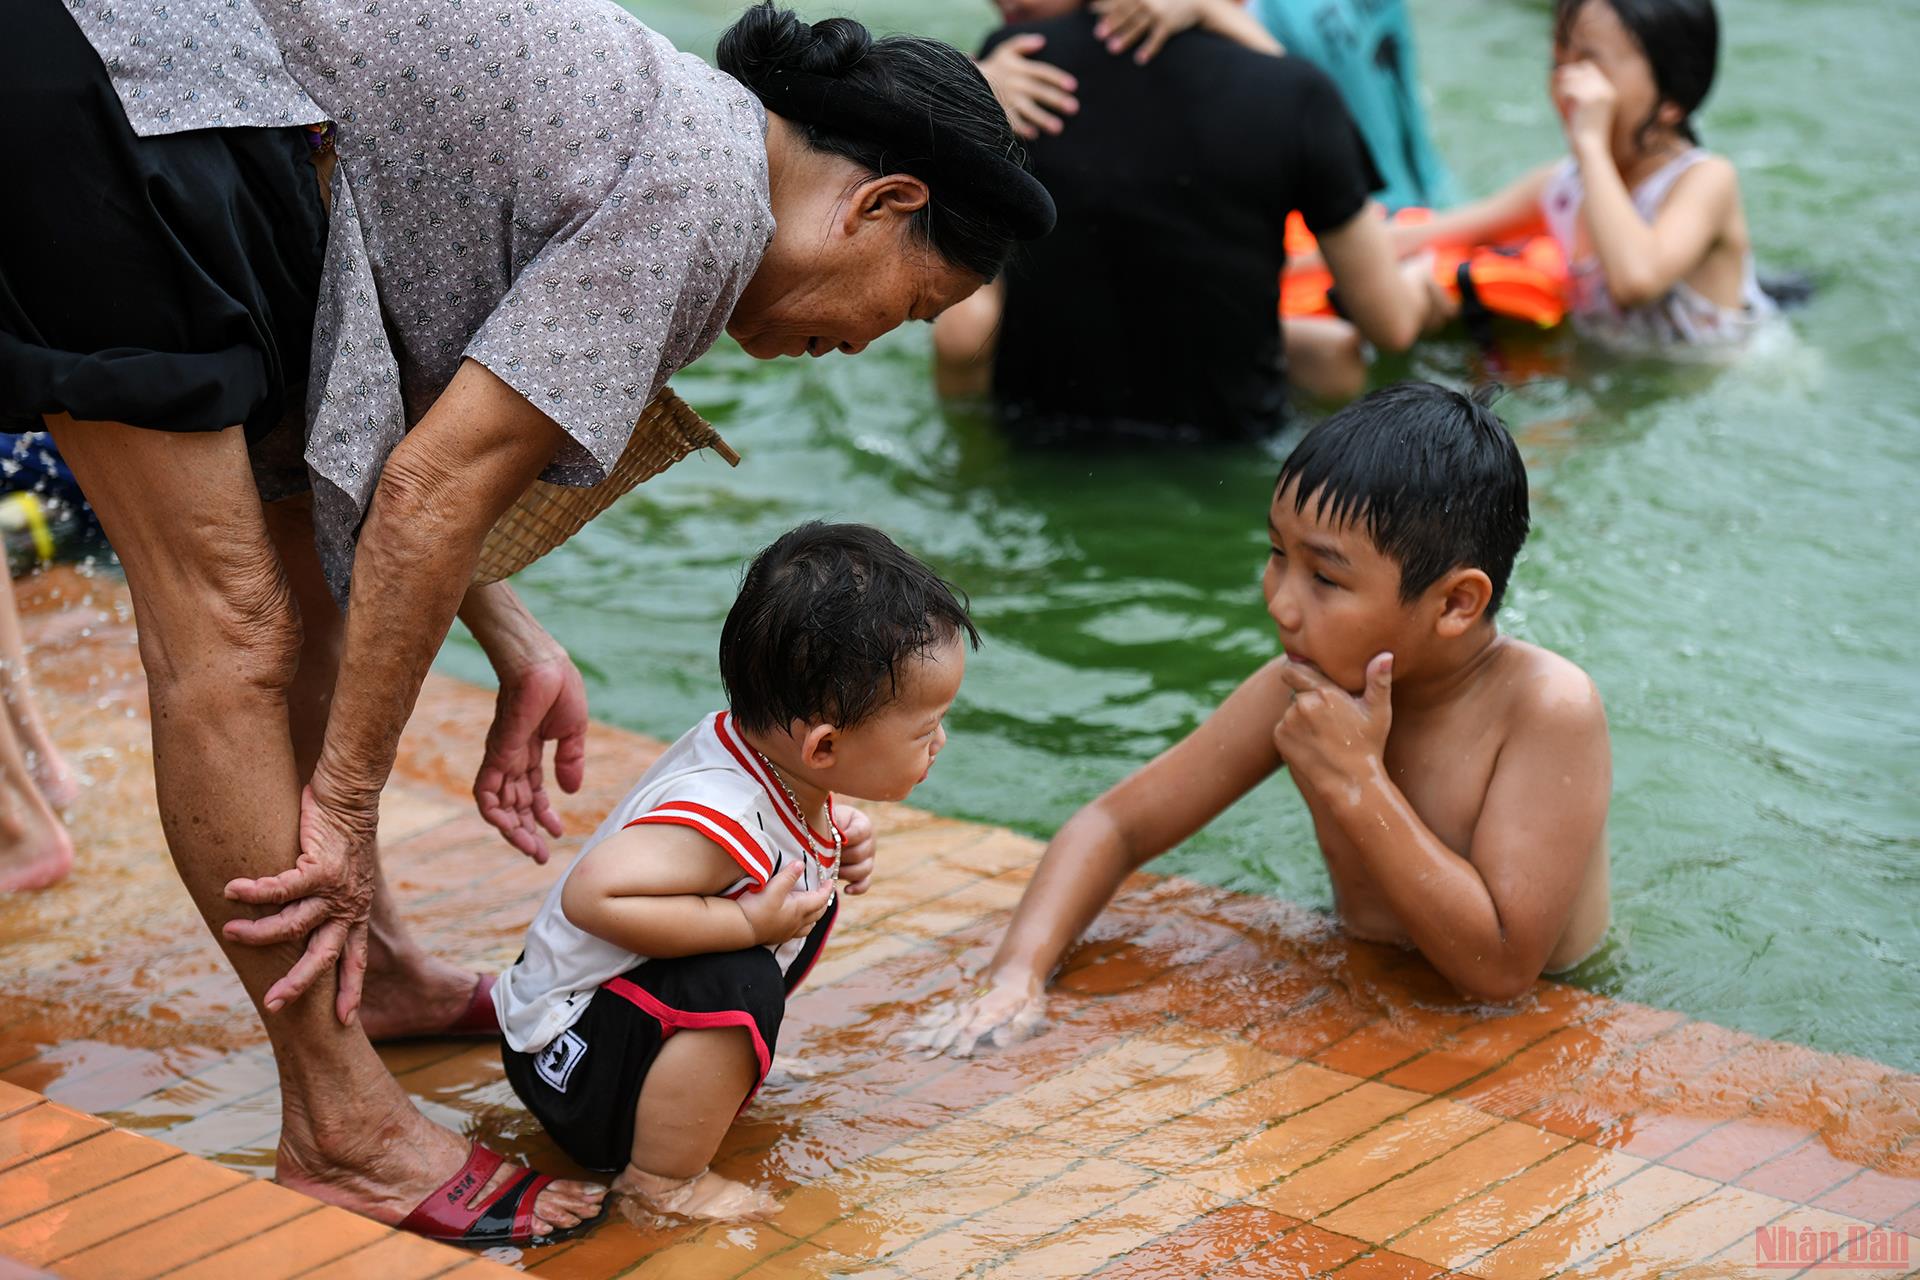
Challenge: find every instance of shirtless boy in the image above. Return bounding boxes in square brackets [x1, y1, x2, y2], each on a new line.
[928, 382, 1611, 1054]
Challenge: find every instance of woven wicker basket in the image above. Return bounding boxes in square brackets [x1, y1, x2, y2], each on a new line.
[472, 388, 739, 585]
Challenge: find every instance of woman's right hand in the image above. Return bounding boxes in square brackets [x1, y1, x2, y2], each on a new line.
[977, 35, 1080, 139]
[914, 969, 1049, 1057]
[736, 862, 834, 946]
[221, 785, 377, 1025]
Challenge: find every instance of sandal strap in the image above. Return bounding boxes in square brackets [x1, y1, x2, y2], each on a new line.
[396, 1143, 506, 1238]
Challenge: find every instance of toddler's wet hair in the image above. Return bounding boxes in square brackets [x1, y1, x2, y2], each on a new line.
[1275, 382, 1530, 613]
[721, 522, 980, 732]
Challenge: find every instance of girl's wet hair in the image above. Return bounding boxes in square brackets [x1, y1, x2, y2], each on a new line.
[1555, 0, 1719, 145]
[1275, 382, 1530, 614]
[720, 522, 980, 733]
[717, 3, 1051, 281]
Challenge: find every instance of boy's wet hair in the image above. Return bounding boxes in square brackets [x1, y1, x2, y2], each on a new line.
[1555, 0, 1718, 145]
[721, 521, 981, 733]
[1275, 382, 1530, 615]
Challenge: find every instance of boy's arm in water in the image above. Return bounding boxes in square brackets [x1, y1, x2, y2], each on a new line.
[921, 660, 1292, 1056]
[562, 824, 833, 959]
[1090, 0, 1283, 64]
[1387, 164, 1557, 257]
[1276, 654, 1610, 1002]
[1556, 62, 1738, 307]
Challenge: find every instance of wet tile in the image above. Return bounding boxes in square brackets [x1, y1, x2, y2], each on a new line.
[0, 1128, 173, 1224]
[0, 1081, 40, 1120]
[1602, 1109, 1720, 1161]
[1662, 1119, 1813, 1182]
[1670, 1204, 1916, 1279]
[275, 1229, 469, 1280]
[1218, 1223, 1371, 1278]
[1567, 1183, 1792, 1277]
[1252, 1097, 1501, 1220]
[40, 1177, 311, 1277]
[964, 1032, 1210, 1135]
[1318, 1119, 1571, 1244]
[1321, 1246, 1446, 1279]
[1087, 1204, 1299, 1279]
[0, 1152, 243, 1265]
[1180, 1082, 1425, 1201]
[1108, 1064, 1357, 1174]
[1466, 1162, 1720, 1279]
[1445, 1026, 1611, 1120]
[619, 1220, 811, 1280]
[1814, 1167, 1920, 1225]
[1391, 1141, 1641, 1269]
[971, 1177, 1223, 1279]
[0, 1103, 107, 1173]
[164, 1197, 388, 1280]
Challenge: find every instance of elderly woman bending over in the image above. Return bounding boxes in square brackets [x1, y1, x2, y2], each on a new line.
[0, 0, 1049, 1246]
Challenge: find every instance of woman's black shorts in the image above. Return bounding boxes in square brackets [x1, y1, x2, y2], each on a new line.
[0, 0, 327, 440]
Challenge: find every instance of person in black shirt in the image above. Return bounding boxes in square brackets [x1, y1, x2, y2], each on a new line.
[939, 2, 1448, 439]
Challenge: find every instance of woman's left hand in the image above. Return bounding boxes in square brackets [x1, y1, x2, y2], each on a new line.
[836, 804, 877, 894]
[474, 650, 588, 864]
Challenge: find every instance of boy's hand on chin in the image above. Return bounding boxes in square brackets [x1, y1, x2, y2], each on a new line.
[836, 805, 877, 894]
[1273, 653, 1393, 789]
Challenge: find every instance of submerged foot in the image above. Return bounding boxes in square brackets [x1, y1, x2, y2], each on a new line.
[359, 949, 492, 1041]
[277, 1097, 605, 1240]
[0, 793, 73, 891]
[613, 1166, 778, 1223]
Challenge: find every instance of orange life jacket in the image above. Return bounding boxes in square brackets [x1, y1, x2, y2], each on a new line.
[1281, 208, 1570, 329]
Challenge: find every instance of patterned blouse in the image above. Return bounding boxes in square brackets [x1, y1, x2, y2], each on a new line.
[61, 0, 775, 594]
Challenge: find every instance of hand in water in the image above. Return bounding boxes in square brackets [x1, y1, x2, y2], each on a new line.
[222, 785, 375, 1024]
[473, 651, 588, 864]
[836, 805, 876, 895]
[737, 861, 834, 946]
[977, 34, 1079, 139]
[912, 971, 1049, 1057]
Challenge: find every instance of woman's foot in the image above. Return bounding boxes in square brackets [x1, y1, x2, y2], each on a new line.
[277, 1093, 605, 1238]
[358, 946, 492, 1041]
[0, 788, 73, 891]
[613, 1166, 777, 1223]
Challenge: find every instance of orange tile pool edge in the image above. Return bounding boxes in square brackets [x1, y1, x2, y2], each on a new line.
[2, 567, 1916, 1279]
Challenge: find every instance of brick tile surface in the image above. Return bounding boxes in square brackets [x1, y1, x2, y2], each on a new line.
[0, 570, 1914, 1280]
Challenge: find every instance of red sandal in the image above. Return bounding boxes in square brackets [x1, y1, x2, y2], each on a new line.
[397, 1142, 604, 1248]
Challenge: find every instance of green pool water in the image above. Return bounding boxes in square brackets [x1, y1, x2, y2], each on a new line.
[439, 0, 1920, 1069]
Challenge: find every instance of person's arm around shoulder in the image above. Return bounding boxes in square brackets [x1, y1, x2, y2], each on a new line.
[1388, 164, 1558, 256]
[1279, 652, 1609, 1002]
[562, 824, 832, 958]
[977, 33, 1081, 140]
[1091, 0, 1283, 64]
[921, 659, 1293, 1056]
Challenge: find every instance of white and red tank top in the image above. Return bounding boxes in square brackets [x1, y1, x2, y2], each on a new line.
[494, 711, 840, 1054]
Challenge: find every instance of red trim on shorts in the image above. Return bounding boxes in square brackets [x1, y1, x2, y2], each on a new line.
[781, 894, 838, 995]
[603, 976, 773, 1112]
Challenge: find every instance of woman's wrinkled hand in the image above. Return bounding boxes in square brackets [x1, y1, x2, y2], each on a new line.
[835, 804, 877, 894]
[474, 650, 588, 864]
[978, 34, 1080, 139]
[910, 970, 1049, 1057]
[1090, 0, 1203, 63]
[222, 785, 377, 1025]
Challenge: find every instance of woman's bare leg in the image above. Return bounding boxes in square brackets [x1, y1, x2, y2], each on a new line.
[1284, 315, 1370, 403]
[0, 570, 79, 810]
[613, 1027, 774, 1222]
[46, 416, 602, 1231]
[0, 566, 71, 889]
[259, 494, 484, 1040]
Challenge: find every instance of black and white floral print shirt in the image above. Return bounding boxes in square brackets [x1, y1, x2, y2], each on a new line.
[62, 0, 774, 593]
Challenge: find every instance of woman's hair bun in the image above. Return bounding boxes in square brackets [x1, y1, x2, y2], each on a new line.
[717, 2, 872, 90]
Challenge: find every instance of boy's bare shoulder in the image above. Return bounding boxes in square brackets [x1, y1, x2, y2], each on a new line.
[1493, 638, 1607, 735]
